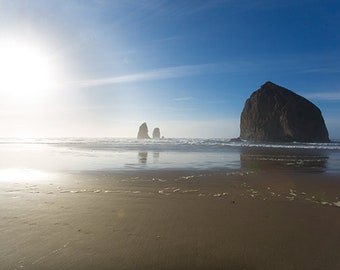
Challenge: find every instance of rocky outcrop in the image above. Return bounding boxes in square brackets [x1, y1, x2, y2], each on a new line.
[240, 82, 330, 142]
[152, 128, 161, 139]
[137, 122, 150, 139]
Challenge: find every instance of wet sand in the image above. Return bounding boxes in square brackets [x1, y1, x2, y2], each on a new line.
[1, 169, 340, 269]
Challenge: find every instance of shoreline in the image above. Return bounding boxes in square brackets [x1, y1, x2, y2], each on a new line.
[1, 137, 340, 174]
[1, 169, 340, 269]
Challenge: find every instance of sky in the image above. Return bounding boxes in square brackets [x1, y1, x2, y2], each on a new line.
[0, 0, 339, 139]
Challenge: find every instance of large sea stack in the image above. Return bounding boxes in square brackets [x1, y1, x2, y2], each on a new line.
[137, 122, 150, 139]
[240, 82, 330, 142]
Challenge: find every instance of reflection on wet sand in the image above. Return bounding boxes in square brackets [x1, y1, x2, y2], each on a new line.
[138, 151, 160, 164]
[138, 152, 148, 164]
[240, 147, 329, 172]
[153, 152, 160, 163]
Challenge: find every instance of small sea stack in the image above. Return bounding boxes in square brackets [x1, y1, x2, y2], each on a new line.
[152, 128, 161, 139]
[240, 82, 330, 142]
[137, 122, 150, 139]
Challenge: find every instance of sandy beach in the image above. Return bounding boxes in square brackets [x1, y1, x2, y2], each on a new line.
[1, 169, 340, 270]
[1, 0, 340, 268]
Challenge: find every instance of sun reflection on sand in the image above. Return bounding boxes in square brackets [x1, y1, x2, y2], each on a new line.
[0, 168, 52, 182]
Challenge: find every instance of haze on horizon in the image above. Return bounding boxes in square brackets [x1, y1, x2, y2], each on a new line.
[0, 0, 339, 139]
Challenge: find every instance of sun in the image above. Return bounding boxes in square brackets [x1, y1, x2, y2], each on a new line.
[0, 38, 57, 105]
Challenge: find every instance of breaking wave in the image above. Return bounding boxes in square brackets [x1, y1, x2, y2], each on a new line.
[1, 137, 339, 151]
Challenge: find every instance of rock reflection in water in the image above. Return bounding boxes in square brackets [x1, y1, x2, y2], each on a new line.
[153, 152, 160, 163]
[240, 147, 329, 172]
[138, 152, 148, 164]
[138, 151, 160, 165]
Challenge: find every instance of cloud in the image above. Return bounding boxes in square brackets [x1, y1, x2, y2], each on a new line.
[64, 55, 340, 91]
[304, 92, 340, 101]
[173, 97, 195, 102]
[68, 63, 231, 89]
[152, 35, 184, 43]
[298, 67, 340, 74]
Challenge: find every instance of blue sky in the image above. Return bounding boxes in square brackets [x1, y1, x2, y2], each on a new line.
[0, 0, 339, 138]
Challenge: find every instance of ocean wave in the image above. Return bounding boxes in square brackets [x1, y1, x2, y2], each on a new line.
[0, 137, 340, 151]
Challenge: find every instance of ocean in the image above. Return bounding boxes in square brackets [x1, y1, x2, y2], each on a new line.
[0, 137, 339, 174]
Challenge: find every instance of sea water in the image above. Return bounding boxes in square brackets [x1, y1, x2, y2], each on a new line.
[0, 138, 339, 173]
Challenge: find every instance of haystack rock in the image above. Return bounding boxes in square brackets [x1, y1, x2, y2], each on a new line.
[240, 81, 330, 142]
[137, 122, 150, 139]
[152, 128, 161, 139]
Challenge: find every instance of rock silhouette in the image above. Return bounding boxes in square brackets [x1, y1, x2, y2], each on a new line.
[240, 82, 330, 142]
[137, 122, 150, 139]
[152, 128, 161, 139]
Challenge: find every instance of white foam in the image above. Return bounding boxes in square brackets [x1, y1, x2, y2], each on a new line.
[320, 201, 332, 206]
[289, 189, 297, 197]
[333, 201, 340, 207]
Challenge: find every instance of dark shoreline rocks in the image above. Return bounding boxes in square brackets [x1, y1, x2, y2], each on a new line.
[240, 82, 330, 143]
[229, 137, 242, 143]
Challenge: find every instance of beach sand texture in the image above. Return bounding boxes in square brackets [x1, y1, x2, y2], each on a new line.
[1, 170, 340, 270]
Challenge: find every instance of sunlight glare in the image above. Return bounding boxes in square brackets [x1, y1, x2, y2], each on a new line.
[0, 38, 58, 104]
[0, 168, 51, 183]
